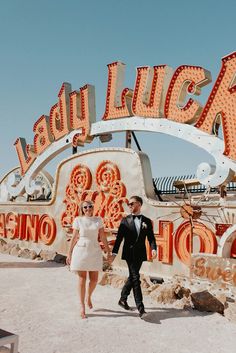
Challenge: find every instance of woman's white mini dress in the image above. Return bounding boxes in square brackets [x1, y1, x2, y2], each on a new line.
[70, 216, 103, 272]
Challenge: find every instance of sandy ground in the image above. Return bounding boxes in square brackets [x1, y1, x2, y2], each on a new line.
[0, 253, 236, 353]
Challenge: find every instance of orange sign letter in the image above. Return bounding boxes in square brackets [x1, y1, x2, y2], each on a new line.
[14, 138, 36, 175]
[70, 84, 95, 146]
[103, 62, 133, 120]
[165, 66, 211, 123]
[132, 65, 173, 117]
[195, 52, 236, 161]
[49, 83, 71, 141]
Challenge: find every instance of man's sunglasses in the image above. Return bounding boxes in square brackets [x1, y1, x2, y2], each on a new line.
[128, 202, 137, 206]
[83, 205, 93, 210]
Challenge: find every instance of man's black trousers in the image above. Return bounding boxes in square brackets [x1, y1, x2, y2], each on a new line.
[120, 258, 144, 312]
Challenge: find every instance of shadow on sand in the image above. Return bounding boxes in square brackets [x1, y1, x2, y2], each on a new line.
[0, 261, 64, 269]
[87, 308, 137, 318]
[88, 306, 213, 323]
[139, 306, 212, 324]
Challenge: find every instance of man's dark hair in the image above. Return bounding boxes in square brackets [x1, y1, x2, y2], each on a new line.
[130, 195, 143, 205]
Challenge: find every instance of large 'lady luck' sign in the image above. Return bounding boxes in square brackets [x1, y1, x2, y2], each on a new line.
[14, 52, 236, 185]
[1, 52, 236, 288]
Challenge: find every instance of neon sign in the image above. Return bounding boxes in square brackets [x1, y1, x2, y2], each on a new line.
[1, 54, 236, 285]
[15, 52, 236, 179]
[0, 212, 56, 245]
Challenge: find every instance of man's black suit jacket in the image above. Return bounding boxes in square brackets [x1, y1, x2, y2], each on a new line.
[112, 214, 157, 262]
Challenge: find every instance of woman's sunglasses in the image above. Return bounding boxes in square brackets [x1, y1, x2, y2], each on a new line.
[83, 205, 93, 210]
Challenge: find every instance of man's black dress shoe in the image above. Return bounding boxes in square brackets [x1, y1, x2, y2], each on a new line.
[139, 309, 148, 319]
[118, 299, 134, 311]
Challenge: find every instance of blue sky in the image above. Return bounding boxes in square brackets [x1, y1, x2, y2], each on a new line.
[0, 0, 236, 180]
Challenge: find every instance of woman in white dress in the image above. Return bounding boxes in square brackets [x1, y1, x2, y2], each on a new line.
[66, 200, 112, 319]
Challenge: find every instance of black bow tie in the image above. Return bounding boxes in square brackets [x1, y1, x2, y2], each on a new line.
[133, 215, 142, 220]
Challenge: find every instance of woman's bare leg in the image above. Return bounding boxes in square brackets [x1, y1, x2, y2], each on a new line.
[87, 271, 99, 309]
[78, 271, 87, 318]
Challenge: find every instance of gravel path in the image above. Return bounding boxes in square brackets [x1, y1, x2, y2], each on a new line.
[0, 253, 236, 353]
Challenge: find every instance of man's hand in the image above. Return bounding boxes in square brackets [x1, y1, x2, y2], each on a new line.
[152, 249, 157, 259]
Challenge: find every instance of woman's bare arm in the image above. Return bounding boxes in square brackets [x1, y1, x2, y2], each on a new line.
[66, 229, 79, 264]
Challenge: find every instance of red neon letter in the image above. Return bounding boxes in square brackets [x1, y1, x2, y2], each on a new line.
[155, 221, 173, 264]
[49, 83, 71, 141]
[165, 65, 211, 123]
[38, 214, 56, 245]
[70, 84, 95, 147]
[103, 62, 133, 120]
[195, 52, 236, 161]
[132, 65, 173, 117]
[175, 221, 217, 265]
[33, 115, 54, 155]
[14, 138, 36, 175]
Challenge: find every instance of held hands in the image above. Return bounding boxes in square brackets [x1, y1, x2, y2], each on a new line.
[66, 255, 71, 265]
[106, 253, 114, 264]
[110, 254, 116, 263]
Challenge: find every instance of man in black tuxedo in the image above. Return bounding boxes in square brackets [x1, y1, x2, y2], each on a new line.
[111, 195, 157, 319]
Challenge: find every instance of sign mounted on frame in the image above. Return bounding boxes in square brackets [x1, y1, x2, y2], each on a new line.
[12, 52, 236, 197]
[1, 53, 236, 284]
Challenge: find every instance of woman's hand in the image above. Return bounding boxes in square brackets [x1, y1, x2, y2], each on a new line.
[107, 253, 113, 264]
[66, 255, 71, 265]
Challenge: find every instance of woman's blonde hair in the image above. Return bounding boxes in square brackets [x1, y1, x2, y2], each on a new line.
[80, 200, 94, 215]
